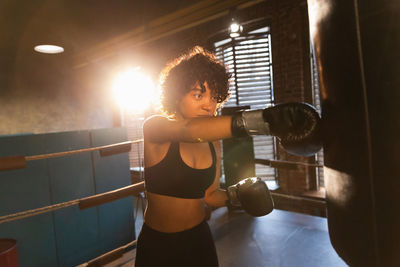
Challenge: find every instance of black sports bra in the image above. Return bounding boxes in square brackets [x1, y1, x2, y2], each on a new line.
[144, 142, 216, 199]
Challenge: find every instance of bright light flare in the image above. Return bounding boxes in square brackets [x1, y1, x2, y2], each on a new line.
[112, 69, 157, 113]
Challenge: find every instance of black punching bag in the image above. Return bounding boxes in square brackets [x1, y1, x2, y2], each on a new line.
[308, 0, 400, 266]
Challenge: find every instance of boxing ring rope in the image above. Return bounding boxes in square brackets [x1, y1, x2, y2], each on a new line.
[0, 179, 325, 224]
[0, 135, 324, 223]
[0, 180, 145, 264]
[77, 239, 138, 267]
[0, 199, 81, 224]
[0, 137, 322, 173]
[0, 136, 325, 265]
[255, 158, 323, 169]
[255, 158, 325, 205]
[0, 139, 143, 171]
[270, 192, 326, 204]
[0, 181, 145, 225]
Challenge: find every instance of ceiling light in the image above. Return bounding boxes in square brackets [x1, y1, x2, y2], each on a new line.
[230, 20, 243, 38]
[34, 45, 64, 54]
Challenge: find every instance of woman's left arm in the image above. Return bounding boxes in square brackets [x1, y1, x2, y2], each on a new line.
[204, 141, 229, 208]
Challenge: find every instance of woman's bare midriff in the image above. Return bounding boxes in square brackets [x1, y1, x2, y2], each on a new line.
[144, 191, 206, 233]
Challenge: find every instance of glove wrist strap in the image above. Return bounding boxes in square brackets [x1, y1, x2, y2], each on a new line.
[231, 110, 271, 137]
[227, 186, 241, 207]
[242, 110, 271, 135]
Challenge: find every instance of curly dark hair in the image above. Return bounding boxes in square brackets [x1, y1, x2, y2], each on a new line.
[159, 46, 231, 116]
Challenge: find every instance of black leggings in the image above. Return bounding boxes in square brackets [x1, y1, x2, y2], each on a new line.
[135, 220, 219, 267]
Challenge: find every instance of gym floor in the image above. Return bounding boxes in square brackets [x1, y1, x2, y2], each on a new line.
[104, 195, 348, 267]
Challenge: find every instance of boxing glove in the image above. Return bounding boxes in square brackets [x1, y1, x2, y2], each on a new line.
[231, 102, 322, 157]
[226, 177, 274, 217]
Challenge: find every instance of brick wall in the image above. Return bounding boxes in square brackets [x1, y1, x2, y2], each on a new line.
[270, 0, 317, 193]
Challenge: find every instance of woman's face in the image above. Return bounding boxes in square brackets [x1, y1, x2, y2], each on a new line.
[177, 81, 218, 119]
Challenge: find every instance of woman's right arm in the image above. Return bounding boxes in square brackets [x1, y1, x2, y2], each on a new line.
[144, 102, 322, 157]
[143, 115, 233, 144]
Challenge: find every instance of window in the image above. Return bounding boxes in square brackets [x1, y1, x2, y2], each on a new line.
[214, 26, 276, 180]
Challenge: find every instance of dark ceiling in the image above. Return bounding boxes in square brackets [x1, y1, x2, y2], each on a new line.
[0, 0, 204, 91]
[1, 0, 202, 55]
[0, 0, 260, 97]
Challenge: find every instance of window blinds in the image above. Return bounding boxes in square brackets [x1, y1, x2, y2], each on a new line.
[215, 27, 276, 179]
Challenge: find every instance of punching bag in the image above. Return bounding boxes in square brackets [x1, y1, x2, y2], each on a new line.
[308, 0, 400, 266]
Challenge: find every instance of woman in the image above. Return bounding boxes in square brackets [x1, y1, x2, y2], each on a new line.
[134, 46, 321, 266]
[135, 46, 231, 267]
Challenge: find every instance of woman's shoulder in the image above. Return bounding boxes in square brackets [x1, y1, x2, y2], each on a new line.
[143, 115, 171, 129]
[144, 114, 168, 122]
[143, 115, 177, 143]
[144, 114, 176, 124]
